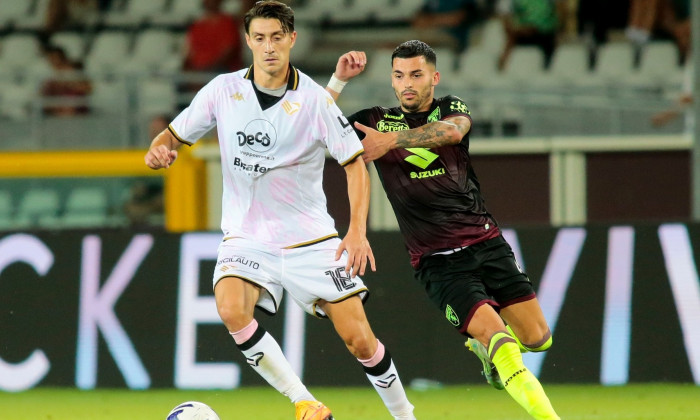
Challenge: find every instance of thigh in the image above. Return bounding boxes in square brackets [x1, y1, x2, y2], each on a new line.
[283, 238, 369, 317]
[214, 276, 261, 330]
[415, 251, 497, 333]
[499, 297, 550, 344]
[212, 238, 284, 315]
[476, 236, 536, 306]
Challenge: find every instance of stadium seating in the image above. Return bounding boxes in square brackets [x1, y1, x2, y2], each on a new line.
[374, 0, 425, 22]
[15, 188, 61, 229]
[294, 0, 347, 24]
[13, 0, 52, 31]
[0, 1, 32, 31]
[0, 34, 45, 79]
[0, 190, 14, 230]
[454, 48, 501, 89]
[633, 41, 683, 88]
[137, 78, 178, 118]
[50, 32, 88, 63]
[328, 0, 385, 24]
[84, 31, 132, 76]
[151, 0, 203, 26]
[591, 41, 636, 87]
[477, 18, 507, 56]
[103, 0, 169, 28]
[61, 187, 109, 228]
[545, 42, 591, 88]
[0, 79, 36, 121]
[501, 46, 546, 87]
[122, 29, 181, 74]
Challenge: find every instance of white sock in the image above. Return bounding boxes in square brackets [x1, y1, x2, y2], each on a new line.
[234, 324, 315, 403]
[360, 341, 415, 420]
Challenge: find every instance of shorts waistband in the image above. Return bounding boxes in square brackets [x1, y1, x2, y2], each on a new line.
[430, 245, 469, 256]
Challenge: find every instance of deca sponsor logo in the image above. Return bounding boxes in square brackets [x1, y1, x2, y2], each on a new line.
[237, 119, 277, 152]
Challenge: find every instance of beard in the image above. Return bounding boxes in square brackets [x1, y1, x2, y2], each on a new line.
[395, 88, 427, 112]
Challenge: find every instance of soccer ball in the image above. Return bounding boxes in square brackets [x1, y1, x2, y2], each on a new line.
[166, 401, 221, 420]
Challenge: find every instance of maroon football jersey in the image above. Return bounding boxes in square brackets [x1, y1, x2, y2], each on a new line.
[348, 95, 500, 268]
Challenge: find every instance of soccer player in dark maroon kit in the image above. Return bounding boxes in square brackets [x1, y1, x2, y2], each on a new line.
[325, 41, 561, 420]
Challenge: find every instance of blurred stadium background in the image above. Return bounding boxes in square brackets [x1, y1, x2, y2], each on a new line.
[1, 0, 700, 413]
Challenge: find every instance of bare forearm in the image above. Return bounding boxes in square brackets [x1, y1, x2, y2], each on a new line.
[344, 158, 370, 234]
[150, 128, 181, 151]
[393, 119, 467, 149]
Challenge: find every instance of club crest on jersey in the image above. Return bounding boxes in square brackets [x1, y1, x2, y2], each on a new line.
[282, 100, 301, 115]
[237, 119, 277, 153]
[427, 107, 441, 122]
[450, 100, 468, 114]
[377, 120, 409, 132]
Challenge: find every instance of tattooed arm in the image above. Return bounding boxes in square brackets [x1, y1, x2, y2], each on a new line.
[353, 115, 471, 163]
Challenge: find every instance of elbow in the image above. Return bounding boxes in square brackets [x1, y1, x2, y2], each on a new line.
[446, 126, 464, 145]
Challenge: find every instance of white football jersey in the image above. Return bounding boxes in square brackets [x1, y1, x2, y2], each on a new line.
[169, 65, 364, 248]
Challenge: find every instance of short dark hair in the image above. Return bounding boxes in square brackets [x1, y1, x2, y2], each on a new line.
[391, 40, 437, 67]
[244, 1, 295, 34]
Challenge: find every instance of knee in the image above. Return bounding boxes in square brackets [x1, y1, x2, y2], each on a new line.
[520, 329, 553, 352]
[344, 333, 376, 360]
[217, 303, 253, 332]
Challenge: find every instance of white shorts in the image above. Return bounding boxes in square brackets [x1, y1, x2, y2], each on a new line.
[212, 237, 368, 317]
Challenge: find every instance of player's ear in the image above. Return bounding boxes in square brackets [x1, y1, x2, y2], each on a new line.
[433, 70, 440, 87]
[289, 30, 297, 48]
[244, 33, 252, 50]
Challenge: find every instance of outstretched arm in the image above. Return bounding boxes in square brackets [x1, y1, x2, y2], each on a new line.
[354, 115, 472, 162]
[335, 157, 376, 277]
[145, 128, 182, 169]
[325, 51, 367, 101]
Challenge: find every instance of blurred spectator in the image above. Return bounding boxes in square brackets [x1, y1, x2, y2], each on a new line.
[663, 0, 690, 61]
[45, 0, 102, 34]
[41, 45, 92, 117]
[183, 0, 243, 74]
[496, 0, 567, 70]
[578, 0, 628, 50]
[123, 180, 164, 228]
[626, 0, 690, 58]
[412, 0, 490, 55]
[652, 61, 693, 131]
[148, 114, 171, 139]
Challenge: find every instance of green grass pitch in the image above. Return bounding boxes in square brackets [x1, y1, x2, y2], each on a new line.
[2, 384, 699, 419]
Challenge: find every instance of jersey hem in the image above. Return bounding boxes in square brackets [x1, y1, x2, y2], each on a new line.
[283, 233, 339, 249]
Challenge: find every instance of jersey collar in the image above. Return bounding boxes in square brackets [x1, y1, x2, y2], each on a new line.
[244, 64, 300, 91]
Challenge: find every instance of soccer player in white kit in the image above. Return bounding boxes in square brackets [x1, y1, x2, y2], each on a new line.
[144, 2, 416, 420]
